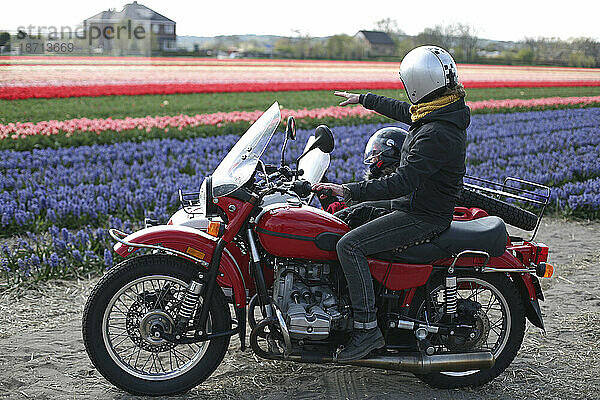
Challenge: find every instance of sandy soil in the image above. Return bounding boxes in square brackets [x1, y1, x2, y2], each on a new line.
[1, 216, 599, 400]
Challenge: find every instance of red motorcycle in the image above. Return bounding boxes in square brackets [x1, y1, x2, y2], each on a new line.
[82, 103, 553, 396]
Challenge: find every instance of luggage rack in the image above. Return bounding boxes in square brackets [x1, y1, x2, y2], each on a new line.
[463, 175, 550, 241]
[178, 189, 204, 216]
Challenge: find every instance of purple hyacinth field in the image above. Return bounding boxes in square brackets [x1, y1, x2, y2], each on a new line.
[1, 107, 600, 285]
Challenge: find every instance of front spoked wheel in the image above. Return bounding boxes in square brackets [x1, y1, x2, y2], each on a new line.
[410, 273, 525, 388]
[82, 254, 231, 396]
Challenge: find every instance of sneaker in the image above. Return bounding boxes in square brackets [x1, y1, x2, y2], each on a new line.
[336, 327, 385, 362]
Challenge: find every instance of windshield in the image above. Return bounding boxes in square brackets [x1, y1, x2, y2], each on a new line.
[212, 102, 281, 197]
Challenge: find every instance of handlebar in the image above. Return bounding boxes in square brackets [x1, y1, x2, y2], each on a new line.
[264, 165, 303, 182]
[255, 163, 315, 201]
[292, 180, 313, 197]
[256, 179, 313, 200]
[312, 188, 333, 198]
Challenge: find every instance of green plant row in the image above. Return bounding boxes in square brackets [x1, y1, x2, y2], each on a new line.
[2, 86, 600, 125]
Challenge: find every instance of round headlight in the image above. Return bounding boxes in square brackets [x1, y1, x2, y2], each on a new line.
[199, 178, 208, 214]
[201, 176, 218, 217]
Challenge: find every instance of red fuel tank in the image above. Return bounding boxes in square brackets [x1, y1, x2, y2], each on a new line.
[256, 204, 350, 260]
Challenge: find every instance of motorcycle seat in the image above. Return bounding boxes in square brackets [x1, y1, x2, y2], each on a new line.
[373, 216, 507, 264]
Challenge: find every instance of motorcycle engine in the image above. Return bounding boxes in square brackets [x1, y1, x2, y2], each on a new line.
[273, 258, 348, 340]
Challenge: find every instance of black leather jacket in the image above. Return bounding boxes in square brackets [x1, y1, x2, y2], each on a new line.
[345, 93, 470, 226]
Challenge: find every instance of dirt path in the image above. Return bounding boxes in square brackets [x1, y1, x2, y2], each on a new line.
[1, 217, 599, 399]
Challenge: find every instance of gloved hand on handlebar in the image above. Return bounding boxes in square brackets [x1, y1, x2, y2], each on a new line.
[312, 182, 347, 214]
[311, 182, 344, 198]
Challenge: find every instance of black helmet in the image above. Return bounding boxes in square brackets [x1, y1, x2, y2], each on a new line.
[363, 127, 407, 177]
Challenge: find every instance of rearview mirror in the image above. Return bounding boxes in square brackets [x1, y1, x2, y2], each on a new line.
[280, 116, 297, 167]
[309, 125, 334, 154]
[296, 125, 334, 171]
[285, 116, 296, 140]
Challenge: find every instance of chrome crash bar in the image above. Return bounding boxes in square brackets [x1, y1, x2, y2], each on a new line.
[108, 228, 209, 267]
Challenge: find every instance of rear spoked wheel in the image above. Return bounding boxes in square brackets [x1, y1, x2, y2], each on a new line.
[410, 273, 525, 388]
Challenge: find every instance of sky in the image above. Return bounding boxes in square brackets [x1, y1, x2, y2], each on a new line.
[2, 0, 599, 42]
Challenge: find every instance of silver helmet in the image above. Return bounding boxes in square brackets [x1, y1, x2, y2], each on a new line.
[399, 46, 458, 104]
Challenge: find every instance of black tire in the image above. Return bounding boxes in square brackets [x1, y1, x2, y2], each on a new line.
[410, 272, 525, 388]
[82, 254, 231, 396]
[459, 187, 538, 231]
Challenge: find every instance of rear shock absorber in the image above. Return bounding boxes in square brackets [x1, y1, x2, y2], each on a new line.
[174, 280, 203, 338]
[445, 276, 458, 319]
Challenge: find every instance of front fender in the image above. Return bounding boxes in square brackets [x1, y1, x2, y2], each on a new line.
[113, 225, 248, 308]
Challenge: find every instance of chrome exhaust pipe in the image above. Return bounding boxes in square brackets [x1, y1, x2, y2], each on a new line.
[255, 313, 494, 373]
[284, 351, 494, 373]
[345, 352, 495, 373]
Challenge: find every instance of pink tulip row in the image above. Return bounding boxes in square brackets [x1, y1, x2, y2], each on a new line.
[2, 96, 600, 140]
[0, 105, 378, 140]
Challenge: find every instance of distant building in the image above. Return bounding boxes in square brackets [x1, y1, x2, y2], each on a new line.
[354, 30, 396, 57]
[83, 1, 176, 56]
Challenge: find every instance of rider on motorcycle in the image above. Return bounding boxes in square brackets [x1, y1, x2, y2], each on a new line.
[313, 45, 470, 362]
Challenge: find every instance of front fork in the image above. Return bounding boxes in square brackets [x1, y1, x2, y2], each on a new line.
[246, 228, 273, 318]
[172, 239, 228, 338]
[173, 228, 271, 350]
[195, 239, 228, 334]
[164, 237, 245, 348]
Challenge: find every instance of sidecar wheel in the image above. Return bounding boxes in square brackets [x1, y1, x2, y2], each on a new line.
[82, 254, 231, 396]
[410, 273, 525, 388]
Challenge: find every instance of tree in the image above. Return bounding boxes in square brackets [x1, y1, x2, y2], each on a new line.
[569, 51, 595, 67]
[414, 23, 479, 62]
[274, 38, 295, 58]
[569, 37, 600, 67]
[0, 32, 10, 47]
[396, 37, 415, 58]
[519, 36, 597, 66]
[291, 30, 312, 59]
[516, 48, 534, 64]
[374, 18, 405, 40]
[414, 25, 453, 50]
[309, 40, 327, 59]
[454, 23, 478, 63]
[325, 34, 364, 60]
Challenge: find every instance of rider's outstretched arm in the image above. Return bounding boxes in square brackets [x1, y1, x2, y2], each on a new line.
[360, 93, 412, 125]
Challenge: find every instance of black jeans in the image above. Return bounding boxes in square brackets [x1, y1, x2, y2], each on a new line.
[334, 202, 448, 329]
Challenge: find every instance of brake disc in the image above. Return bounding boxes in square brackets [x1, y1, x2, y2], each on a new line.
[443, 299, 490, 351]
[126, 302, 177, 353]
